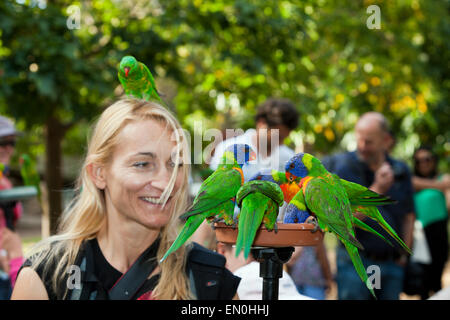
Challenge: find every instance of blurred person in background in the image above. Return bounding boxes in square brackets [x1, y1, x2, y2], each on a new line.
[0, 115, 24, 299]
[286, 243, 333, 300]
[410, 146, 449, 299]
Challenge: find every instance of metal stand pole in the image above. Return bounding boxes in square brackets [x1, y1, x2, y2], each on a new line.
[252, 247, 294, 300]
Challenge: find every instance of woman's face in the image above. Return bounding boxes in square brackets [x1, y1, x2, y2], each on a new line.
[415, 149, 435, 177]
[102, 119, 185, 230]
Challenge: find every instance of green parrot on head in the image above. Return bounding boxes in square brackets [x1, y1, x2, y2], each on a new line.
[118, 55, 163, 103]
[19, 154, 41, 201]
[235, 180, 284, 259]
[159, 144, 256, 262]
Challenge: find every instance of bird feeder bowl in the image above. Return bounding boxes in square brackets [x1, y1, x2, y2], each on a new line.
[214, 222, 323, 247]
[214, 222, 324, 300]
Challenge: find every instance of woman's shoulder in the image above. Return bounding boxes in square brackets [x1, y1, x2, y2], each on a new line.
[11, 265, 50, 299]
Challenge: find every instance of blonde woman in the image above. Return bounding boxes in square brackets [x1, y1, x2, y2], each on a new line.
[11, 99, 240, 300]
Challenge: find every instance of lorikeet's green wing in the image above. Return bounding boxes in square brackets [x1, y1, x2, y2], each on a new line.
[353, 205, 412, 254]
[304, 177, 363, 250]
[338, 176, 397, 206]
[236, 180, 284, 208]
[235, 193, 269, 259]
[235, 181, 283, 259]
[160, 213, 207, 262]
[180, 167, 242, 221]
[141, 62, 163, 103]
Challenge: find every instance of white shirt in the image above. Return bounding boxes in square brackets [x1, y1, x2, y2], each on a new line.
[234, 261, 314, 300]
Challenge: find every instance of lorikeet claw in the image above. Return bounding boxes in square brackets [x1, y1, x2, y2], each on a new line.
[306, 216, 320, 233]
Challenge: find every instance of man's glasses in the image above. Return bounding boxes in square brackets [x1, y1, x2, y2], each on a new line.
[414, 156, 433, 164]
[0, 140, 16, 147]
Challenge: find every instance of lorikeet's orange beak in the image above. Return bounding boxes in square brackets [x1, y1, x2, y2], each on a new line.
[285, 171, 297, 182]
[124, 67, 130, 77]
[249, 150, 257, 161]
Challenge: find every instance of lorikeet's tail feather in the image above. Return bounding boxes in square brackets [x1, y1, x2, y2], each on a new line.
[349, 190, 397, 206]
[328, 224, 364, 250]
[353, 217, 393, 247]
[342, 240, 377, 299]
[351, 198, 397, 206]
[356, 206, 412, 255]
[160, 214, 205, 262]
[235, 195, 267, 259]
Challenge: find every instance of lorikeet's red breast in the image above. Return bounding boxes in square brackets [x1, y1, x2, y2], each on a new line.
[279, 182, 300, 203]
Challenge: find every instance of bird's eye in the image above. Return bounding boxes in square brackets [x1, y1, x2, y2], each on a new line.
[290, 163, 295, 169]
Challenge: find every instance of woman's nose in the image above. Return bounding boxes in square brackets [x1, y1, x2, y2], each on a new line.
[150, 166, 172, 190]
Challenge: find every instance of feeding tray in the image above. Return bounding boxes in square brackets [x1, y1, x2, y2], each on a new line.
[214, 222, 323, 247]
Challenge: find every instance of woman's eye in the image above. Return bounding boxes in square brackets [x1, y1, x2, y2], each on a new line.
[134, 162, 152, 169]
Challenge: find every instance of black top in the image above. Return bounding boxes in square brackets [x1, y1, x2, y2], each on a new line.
[90, 238, 122, 290]
[20, 239, 240, 300]
[89, 238, 160, 298]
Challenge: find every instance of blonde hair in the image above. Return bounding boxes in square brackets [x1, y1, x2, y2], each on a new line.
[28, 99, 193, 299]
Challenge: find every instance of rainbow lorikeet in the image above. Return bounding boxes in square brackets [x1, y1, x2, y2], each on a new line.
[285, 152, 412, 298]
[251, 169, 398, 250]
[160, 144, 256, 262]
[19, 154, 41, 201]
[118, 55, 163, 103]
[235, 180, 284, 259]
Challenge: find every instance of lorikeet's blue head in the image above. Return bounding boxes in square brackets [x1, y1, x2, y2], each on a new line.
[285, 152, 311, 180]
[225, 144, 256, 167]
[119, 55, 138, 78]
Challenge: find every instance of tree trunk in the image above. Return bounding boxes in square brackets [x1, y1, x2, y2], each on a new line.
[45, 116, 65, 235]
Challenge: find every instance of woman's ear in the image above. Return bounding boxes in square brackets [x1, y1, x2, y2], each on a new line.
[87, 163, 106, 190]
